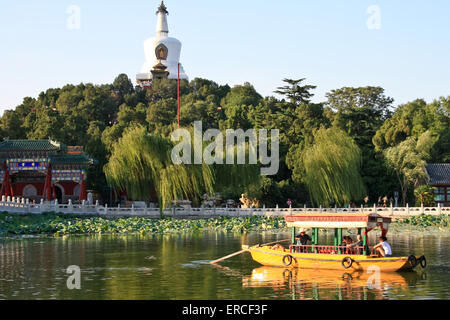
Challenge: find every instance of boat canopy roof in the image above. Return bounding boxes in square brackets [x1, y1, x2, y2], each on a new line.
[285, 213, 392, 229]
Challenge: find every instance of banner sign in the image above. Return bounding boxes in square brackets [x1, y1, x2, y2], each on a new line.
[52, 169, 86, 182]
[1, 164, 86, 182]
[7, 158, 50, 172]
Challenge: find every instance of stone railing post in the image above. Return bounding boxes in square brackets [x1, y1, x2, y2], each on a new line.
[390, 202, 393, 216]
[68, 199, 73, 214]
[437, 203, 441, 215]
[406, 203, 409, 216]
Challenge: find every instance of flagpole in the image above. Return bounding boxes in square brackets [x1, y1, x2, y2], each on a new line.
[177, 62, 180, 128]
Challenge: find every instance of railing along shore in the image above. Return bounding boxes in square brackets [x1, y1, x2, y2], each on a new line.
[0, 195, 448, 218]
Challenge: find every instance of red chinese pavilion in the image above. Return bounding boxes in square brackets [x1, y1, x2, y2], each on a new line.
[0, 139, 94, 203]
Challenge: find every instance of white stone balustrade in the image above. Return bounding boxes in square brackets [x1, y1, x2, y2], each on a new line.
[0, 198, 448, 218]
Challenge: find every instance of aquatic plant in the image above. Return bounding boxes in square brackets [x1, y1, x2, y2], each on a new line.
[399, 214, 449, 228]
[0, 212, 287, 237]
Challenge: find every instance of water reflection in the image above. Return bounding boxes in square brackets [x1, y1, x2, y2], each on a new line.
[0, 232, 449, 300]
[243, 266, 424, 300]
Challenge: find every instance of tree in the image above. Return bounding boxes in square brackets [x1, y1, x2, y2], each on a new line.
[327, 87, 393, 146]
[104, 126, 214, 210]
[274, 78, 317, 106]
[146, 78, 189, 103]
[0, 110, 25, 139]
[85, 121, 108, 196]
[325, 87, 395, 203]
[301, 127, 366, 206]
[373, 99, 427, 151]
[372, 97, 449, 154]
[146, 98, 178, 136]
[326, 87, 393, 118]
[1, 72, 448, 208]
[221, 82, 262, 108]
[414, 185, 435, 207]
[219, 105, 252, 131]
[25, 107, 64, 141]
[383, 131, 437, 205]
[113, 74, 134, 96]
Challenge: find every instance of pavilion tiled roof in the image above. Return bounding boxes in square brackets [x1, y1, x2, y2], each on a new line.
[0, 139, 63, 151]
[0, 139, 95, 167]
[425, 164, 450, 185]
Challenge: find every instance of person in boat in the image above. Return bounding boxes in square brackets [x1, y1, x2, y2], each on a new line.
[345, 236, 353, 245]
[373, 236, 392, 257]
[296, 229, 312, 253]
[349, 234, 364, 254]
[350, 234, 363, 247]
[271, 244, 285, 251]
[342, 236, 353, 254]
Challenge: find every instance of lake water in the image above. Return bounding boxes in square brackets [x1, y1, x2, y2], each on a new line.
[0, 231, 449, 300]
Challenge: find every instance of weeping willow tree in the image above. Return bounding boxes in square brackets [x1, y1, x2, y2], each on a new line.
[302, 127, 366, 206]
[104, 125, 262, 209]
[104, 126, 214, 209]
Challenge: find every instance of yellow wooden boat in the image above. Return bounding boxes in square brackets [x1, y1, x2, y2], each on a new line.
[244, 212, 427, 272]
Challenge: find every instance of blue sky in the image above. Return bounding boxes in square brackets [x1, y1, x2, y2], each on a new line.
[1, 0, 450, 114]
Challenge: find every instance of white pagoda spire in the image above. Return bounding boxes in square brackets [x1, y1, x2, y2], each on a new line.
[156, 1, 169, 37]
[136, 1, 189, 86]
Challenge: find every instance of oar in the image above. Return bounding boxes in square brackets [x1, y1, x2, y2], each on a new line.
[209, 239, 291, 264]
[209, 249, 248, 264]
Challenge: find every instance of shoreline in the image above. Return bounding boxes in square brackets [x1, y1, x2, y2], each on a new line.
[1, 212, 449, 238]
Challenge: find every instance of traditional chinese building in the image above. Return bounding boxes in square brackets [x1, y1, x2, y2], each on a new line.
[0, 139, 94, 204]
[136, 1, 189, 89]
[425, 163, 450, 206]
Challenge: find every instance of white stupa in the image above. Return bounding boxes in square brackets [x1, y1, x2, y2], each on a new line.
[136, 1, 188, 87]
